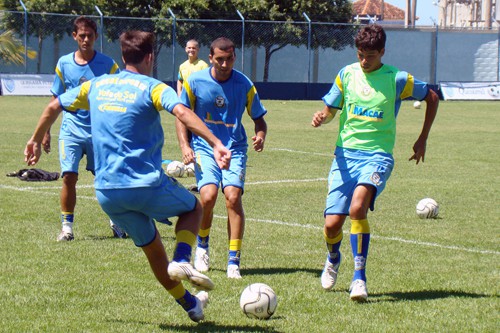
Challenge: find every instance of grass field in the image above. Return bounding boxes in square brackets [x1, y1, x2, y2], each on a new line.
[0, 96, 499, 332]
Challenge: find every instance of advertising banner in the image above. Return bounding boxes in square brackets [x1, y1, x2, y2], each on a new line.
[0, 74, 54, 96]
[440, 82, 500, 100]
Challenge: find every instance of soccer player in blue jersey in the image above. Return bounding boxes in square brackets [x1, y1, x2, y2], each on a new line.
[311, 24, 439, 302]
[41, 16, 126, 241]
[176, 37, 267, 279]
[25, 30, 231, 322]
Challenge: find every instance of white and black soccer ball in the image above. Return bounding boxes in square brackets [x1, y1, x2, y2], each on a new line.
[184, 162, 196, 177]
[416, 198, 439, 219]
[413, 101, 421, 109]
[166, 161, 185, 178]
[240, 283, 277, 320]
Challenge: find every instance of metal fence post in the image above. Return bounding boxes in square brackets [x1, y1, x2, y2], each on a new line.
[168, 8, 176, 86]
[19, 0, 27, 73]
[303, 12, 311, 98]
[237, 10, 245, 72]
[94, 5, 104, 53]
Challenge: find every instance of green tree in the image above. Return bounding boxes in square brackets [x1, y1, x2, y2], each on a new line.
[95, 0, 209, 78]
[234, 0, 354, 82]
[2, 0, 94, 72]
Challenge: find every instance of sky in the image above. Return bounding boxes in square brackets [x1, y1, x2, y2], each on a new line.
[385, 0, 439, 26]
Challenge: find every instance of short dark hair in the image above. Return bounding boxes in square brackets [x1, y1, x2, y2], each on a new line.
[119, 30, 154, 65]
[210, 37, 235, 55]
[355, 24, 386, 51]
[73, 16, 97, 34]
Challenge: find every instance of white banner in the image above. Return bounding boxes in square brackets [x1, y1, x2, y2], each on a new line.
[0, 74, 54, 96]
[440, 82, 500, 101]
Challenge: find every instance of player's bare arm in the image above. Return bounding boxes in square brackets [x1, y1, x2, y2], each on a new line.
[252, 117, 267, 152]
[173, 104, 231, 169]
[312, 105, 337, 127]
[409, 89, 439, 164]
[175, 117, 195, 164]
[25, 98, 63, 166]
[41, 96, 57, 154]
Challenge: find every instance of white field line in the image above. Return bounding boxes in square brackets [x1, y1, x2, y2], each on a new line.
[1, 179, 498, 256]
[268, 147, 332, 157]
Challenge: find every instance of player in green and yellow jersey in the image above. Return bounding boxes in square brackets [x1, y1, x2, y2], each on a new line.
[312, 24, 439, 302]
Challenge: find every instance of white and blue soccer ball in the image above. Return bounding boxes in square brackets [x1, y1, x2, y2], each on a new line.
[166, 161, 185, 178]
[416, 198, 439, 219]
[413, 100, 422, 109]
[240, 283, 277, 320]
[184, 162, 196, 177]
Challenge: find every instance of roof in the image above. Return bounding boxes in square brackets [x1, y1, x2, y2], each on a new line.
[352, 0, 406, 21]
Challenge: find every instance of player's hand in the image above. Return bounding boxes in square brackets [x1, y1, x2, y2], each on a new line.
[311, 111, 327, 127]
[213, 143, 231, 170]
[180, 147, 195, 165]
[42, 131, 51, 154]
[409, 137, 427, 164]
[24, 140, 42, 166]
[252, 135, 265, 152]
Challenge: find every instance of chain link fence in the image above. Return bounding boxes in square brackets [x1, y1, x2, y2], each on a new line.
[1, 10, 499, 85]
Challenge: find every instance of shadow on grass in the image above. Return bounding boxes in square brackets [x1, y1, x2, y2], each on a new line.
[108, 319, 283, 332]
[368, 289, 496, 303]
[158, 321, 283, 332]
[214, 267, 320, 276]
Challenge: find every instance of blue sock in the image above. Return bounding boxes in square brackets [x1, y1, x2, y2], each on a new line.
[228, 250, 240, 266]
[173, 242, 192, 263]
[175, 290, 196, 311]
[197, 235, 209, 249]
[350, 219, 370, 281]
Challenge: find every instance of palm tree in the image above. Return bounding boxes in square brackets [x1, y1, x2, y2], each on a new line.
[0, 7, 36, 65]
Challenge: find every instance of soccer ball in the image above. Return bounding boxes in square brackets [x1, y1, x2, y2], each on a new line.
[184, 162, 196, 177]
[416, 198, 439, 219]
[165, 161, 185, 178]
[240, 283, 277, 320]
[413, 101, 421, 109]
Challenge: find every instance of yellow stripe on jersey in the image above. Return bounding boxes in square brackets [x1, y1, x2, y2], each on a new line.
[151, 83, 168, 112]
[55, 67, 66, 91]
[400, 73, 414, 100]
[335, 74, 345, 109]
[184, 82, 196, 112]
[65, 81, 91, 111]
[246, 86, 257, 117]
[110, 63, 120, 74]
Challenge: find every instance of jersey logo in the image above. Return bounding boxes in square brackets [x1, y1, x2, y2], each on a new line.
[370, 172, 382, 186]
[79, 76, 89, 85]
[215, 96, 225, 108]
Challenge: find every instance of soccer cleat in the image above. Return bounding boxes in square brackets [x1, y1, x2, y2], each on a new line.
[349, 279, 368, 302]
[187, 291, 209, 322]
[57, 231, 74, 242]
[321, 255, 341, 290]
[110, 222, 127, 239]
[168, 261, 214, 291]
[227, 264, 242, 279]
[194, 247, 210, 272]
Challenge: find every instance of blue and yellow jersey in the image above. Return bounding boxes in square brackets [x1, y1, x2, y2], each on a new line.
[51, 51, 120, 141]
[323, 63, 429, 154]
[180, 67, 267, 153]
[58, 70, 181, 189]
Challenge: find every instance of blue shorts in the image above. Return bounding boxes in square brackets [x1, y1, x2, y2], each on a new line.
[95, 174, 197, 247]
[195, 150, 247, 192]
[58, 138, 94, 175]
[324, 147, 394, 216]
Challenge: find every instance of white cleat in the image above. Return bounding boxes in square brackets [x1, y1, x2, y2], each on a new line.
[187, 291, 209, 322]
[168, 261, 214, 291]
[227, 264, 242, 279]
[349, 279, 368, 302]
[321, 256, 341, 290]
[194, 247, 210, 272]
